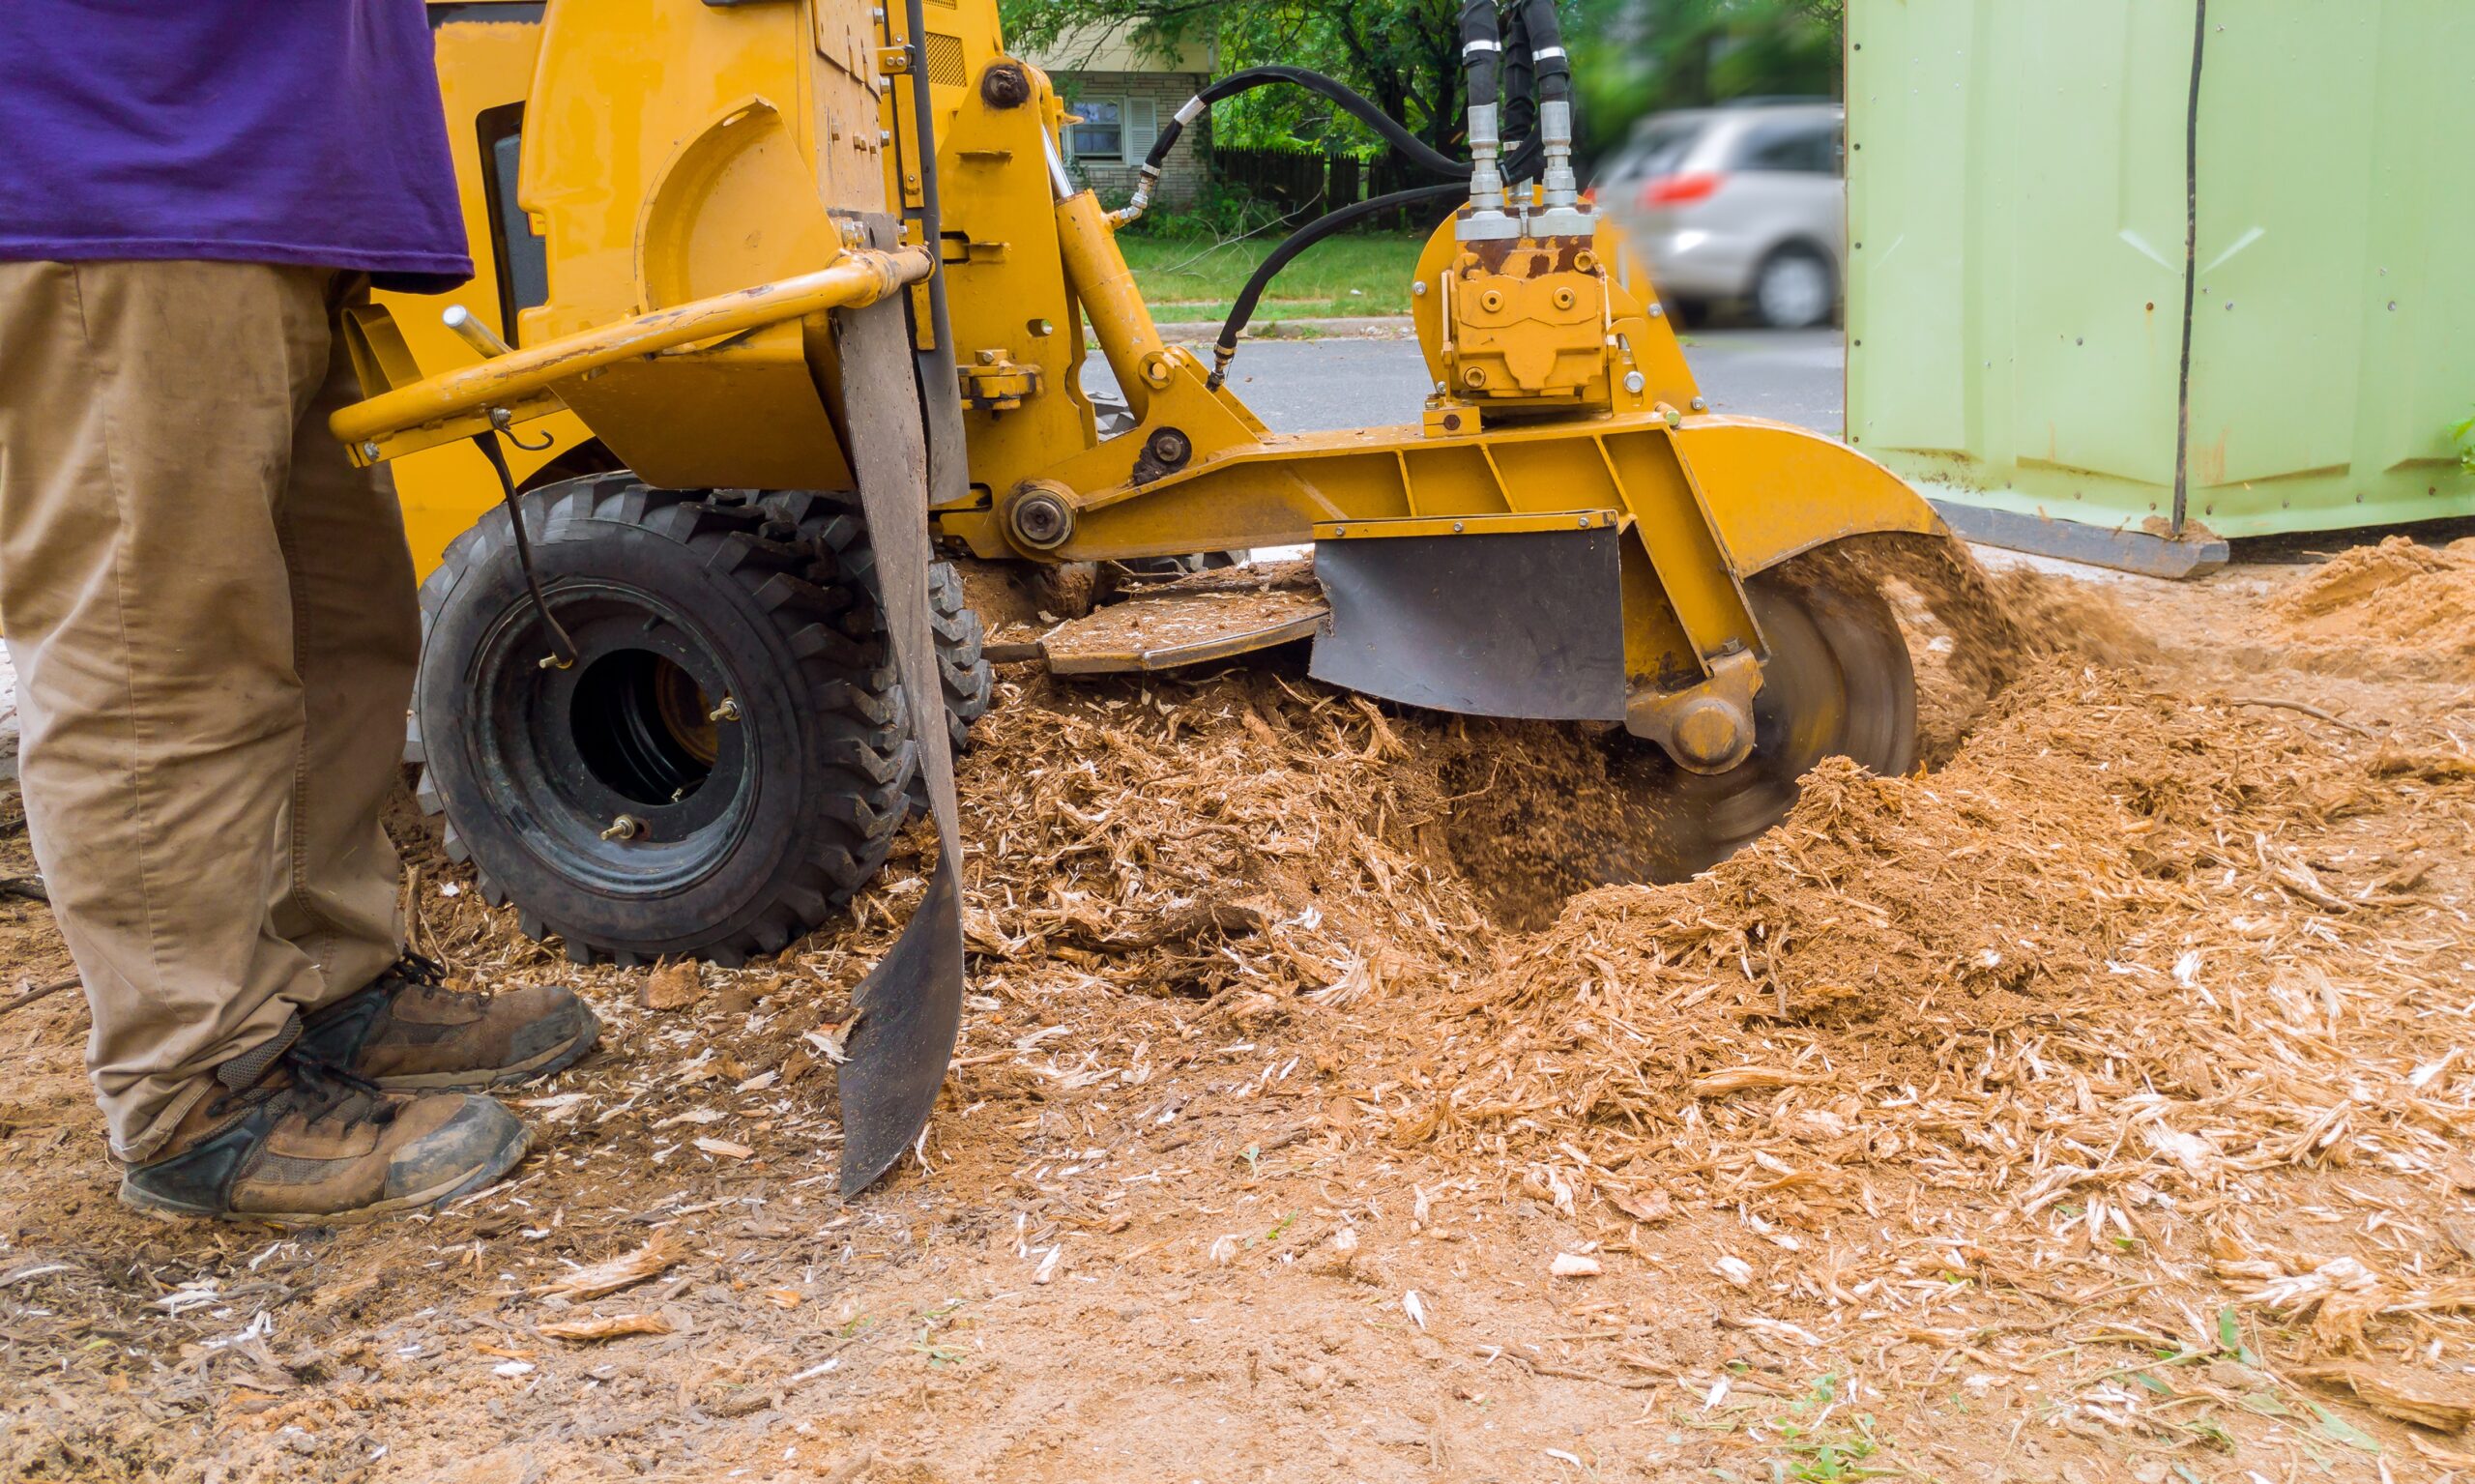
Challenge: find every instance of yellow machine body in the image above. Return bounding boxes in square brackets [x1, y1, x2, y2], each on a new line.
[355, 0, 1940, 756]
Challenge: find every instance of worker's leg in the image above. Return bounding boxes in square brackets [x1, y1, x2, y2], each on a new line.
[277, 285, 602, 1091]
[0, 260, 338, 1161]
[265, 282, 419, 999]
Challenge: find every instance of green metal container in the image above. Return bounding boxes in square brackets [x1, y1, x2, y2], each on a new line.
[1847, 0, 2475, 575]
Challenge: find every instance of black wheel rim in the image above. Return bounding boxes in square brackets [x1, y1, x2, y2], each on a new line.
[470, 580, 760, 896]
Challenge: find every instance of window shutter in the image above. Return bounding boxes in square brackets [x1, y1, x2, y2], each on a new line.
[1125, 98, 1158, 163]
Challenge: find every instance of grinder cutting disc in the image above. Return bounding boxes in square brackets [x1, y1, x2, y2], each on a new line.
[1615, 548, 1917, 882]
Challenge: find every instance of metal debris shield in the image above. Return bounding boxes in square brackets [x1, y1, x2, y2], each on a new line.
[830, 288, 966, 1197]
[1308, 523, 1629, 722]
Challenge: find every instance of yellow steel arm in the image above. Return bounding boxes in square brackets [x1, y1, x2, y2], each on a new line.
[333, 245, 935, 466]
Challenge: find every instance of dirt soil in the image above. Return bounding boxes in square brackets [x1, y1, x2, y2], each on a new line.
[9, 534, 2475, 1484]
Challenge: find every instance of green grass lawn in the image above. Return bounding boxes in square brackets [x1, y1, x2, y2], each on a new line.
[1119, 230, 1424, 323]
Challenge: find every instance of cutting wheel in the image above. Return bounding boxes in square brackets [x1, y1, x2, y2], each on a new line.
[1611, 548, 1917, 881]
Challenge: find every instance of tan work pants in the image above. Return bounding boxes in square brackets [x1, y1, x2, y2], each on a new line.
[0, 261, 418, 1161]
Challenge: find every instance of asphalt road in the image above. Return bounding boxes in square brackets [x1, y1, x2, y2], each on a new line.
[1093, 327, 1847, 437]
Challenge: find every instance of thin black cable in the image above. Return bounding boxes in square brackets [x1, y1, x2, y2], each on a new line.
[469, 430, 579, 669]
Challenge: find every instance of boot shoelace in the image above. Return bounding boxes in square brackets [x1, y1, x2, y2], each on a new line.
[206, 1047, 398, 1132]
[388, 951, 489, 1011]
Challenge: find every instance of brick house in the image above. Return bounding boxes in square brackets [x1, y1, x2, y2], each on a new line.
[1020, 22, 1216, 208]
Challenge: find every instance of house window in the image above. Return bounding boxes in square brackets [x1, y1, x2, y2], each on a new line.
[1068, 100, 1123, 161]
[1064, 96, 1157, 165]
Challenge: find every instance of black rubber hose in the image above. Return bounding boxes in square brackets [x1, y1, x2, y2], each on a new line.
[1500, 2, 1537, 165]
[1208, 181, 1467, 381]
[1459, 0, 1500, 111]
[1141, 66, 1468, 181]
[1206, 131, 1547, 374]
[1524, 0, 1569, 107]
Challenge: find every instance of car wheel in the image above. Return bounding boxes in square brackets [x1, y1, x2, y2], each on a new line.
[1752, 246, 1836, 331]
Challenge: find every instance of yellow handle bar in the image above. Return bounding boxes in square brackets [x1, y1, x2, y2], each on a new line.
[330, 245, 935, 457]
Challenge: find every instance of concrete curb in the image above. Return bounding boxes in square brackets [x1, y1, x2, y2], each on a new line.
[1147, 314, 1415, 343]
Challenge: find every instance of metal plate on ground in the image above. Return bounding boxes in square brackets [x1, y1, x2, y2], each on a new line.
[1309, 525, 1628, 721]
[1041, 587, 1328, 673]
[1928, 499, 2229, 579]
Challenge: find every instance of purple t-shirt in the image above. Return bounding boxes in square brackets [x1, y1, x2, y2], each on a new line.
[0, 0, 473, 291]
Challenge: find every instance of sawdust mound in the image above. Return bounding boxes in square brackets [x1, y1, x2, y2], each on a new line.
[2271, 535, 2475, 662]
[1379, 661, 2393, 1212]
[950, 667, 1491, 1012]
[411, 538, 2257, 1178]
[1851, 536, 2159, 766]
[407, 536, 2144, 1020]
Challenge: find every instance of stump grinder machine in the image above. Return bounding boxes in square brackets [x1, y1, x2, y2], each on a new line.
[335, 0, 1946, 1191]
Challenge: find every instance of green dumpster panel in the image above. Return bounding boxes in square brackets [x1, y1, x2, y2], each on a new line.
[2184, 1, 2475, 534]
[1848, 0, 2475, 558]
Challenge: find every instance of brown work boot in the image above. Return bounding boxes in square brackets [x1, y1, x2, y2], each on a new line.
[297, 953, 600, 1091]
[120, 1051, 528, 1225]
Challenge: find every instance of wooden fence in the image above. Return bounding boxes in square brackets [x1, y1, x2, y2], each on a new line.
[1211, 144, 1447, 227]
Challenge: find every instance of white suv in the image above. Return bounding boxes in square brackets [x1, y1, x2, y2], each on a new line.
[1595, 101, 1845, 329]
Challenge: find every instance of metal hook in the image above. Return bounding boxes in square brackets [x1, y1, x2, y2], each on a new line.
[486, 405, 556, 451]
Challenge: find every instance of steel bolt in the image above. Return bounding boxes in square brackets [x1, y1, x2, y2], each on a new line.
[707, 696, 742, 723]
[600, 814, 643, 842]
[1623, 371, 1645, 395]
[1689, 397, 1707, 412]
[1452, 521, 1465, 533]
[359, 441, 381, 460]
[1009, 489, 1073, 550]
[1671, 698, 1748, 770]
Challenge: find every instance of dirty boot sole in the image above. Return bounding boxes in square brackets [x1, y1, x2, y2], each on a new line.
[369, 1005, 602, 1091]
[118, 1124, 532, 1228]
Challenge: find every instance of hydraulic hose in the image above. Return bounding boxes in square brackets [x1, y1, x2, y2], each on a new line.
[1522, 0, 1581, 208]
[1524, 0, 1569, 108]
[1500, 2, 1536, 171]
[1113, 66, 1469, 224]
[1186, 2, 1572, 375]
[1206, 179, 1466, 387]
[1458, 0, 1500, 110]
[1458, 0, 1505, 215]
[1206, 132, 1545, 380]
[1145, 67, 1466, 178]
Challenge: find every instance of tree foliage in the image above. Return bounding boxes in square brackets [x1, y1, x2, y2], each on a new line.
[1000, 0, 1470, 156]
[998, 0, 1841, 162]
[1568, 0, 1841, 153]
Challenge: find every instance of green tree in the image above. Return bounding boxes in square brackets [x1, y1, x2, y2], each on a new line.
[997, 0, 1841, 162]
[1568, 0, 1841, 154]
[1000, 0, 1473, 157]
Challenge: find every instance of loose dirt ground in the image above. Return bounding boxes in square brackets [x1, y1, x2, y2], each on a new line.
[8, 534, 2475, 1484]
